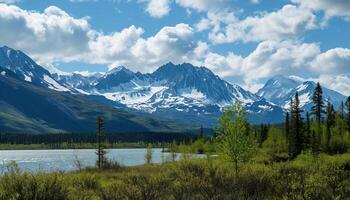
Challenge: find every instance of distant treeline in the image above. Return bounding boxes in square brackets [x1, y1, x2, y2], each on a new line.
[0, 132, 195, 145]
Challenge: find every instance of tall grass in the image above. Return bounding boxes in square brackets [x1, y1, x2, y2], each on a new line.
[0, 153, 350, 199]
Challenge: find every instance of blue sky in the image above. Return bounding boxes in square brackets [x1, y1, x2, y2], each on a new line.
[0, 0, 350, 94]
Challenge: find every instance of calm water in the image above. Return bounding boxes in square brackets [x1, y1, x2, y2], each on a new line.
[0, 148, 181, 172]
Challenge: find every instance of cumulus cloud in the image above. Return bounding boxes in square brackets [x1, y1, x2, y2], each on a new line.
[141, 0, 232, 18]
[175, 0, 231, 12]
[292, 0, 350, 19]
[198, 40, 321, 91]
[1, 3, 349, 95]
[0, 4, 200, 72]
[198, 4, 317, 44]
[146, 0, 171, 18]
[310, 48, 350, 74]
[314, 75, 350, 96]
[90, 23, 198, 72]
[0, 4, 91, 65]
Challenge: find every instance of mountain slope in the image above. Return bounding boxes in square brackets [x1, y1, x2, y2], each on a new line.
[85, 63, 284, 125]
[257, 75, 347, 110]
[0, 68, 193, 133]
[0, 46, 70, 92]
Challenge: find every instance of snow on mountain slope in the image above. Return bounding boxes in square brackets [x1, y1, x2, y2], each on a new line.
[256, 75, 301, 105]
[82, 62, 283, 124]
[257, 75, 347, 111]
[91, 63, 260, 109]
[0, 46, 285, 125]
[53, 71, 102, 90]
[0, 46, 70, 92]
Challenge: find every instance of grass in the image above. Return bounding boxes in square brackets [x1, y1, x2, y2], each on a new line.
[1, 153, 350, 199]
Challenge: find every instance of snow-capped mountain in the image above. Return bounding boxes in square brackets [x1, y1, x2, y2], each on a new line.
[0, 46, 70, 92]
[53, 71, 102, 91]
[257, 75, 347, 111]
[85, 63, 284, 125]
[0, 46, 285, 126]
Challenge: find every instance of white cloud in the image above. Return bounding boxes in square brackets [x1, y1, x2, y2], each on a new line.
[89, 23, 198, 72]
[194, 40, 322, 92]
[314, 75, 350, 96]
[199, 4, 317, 44]
[203, 40, 319, 79]
[0, 4, 91, 66]
[292, 0, 350, 19]
[0, 4, 200, 72]
[146, 0, 171, 18]
[175, 0, 231, 12]
[1, 3, 349, 95]
[310, 48, 350, 74]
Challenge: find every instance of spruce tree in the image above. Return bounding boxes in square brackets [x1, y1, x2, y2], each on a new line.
[290, 92, 303, 158]
[325, 102, 335, 151]
[285, 112, 291, 155]
[345, 96, 350, 133]
[340, 101, 345, 119]
[311, 130, 319, 156]
[311, 83, 325, 133]
[259, 124, 269, 147]
[305, 112, 311, 149]
[96, 116, 106, 169]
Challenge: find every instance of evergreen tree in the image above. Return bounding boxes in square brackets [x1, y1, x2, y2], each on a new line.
[345, 96, 350, 133]
[285, 112, 290, 139]
[287, 100, 293, 156]
[304, 112, 311, 149]
[258, 124, 269, 147]
[96, 116, 107, 169]
[325, 102, 335, 151]
[311, 83, 324, 155]
[290, 93, 303, 158]
[311, 82, 325, 133]
[340, 101, 345, 119]
[311, 130, 319, 156]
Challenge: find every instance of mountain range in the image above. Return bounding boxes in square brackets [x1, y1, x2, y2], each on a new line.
[0, 46, 348, 133]
[257, 75, 346, 111]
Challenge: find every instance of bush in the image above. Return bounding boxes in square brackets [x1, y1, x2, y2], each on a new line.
[1, 153, 350, 199]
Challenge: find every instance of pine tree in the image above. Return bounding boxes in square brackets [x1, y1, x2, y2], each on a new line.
[287, 99, 293, 157]
[290, 92, 303, 158]
[311, 130, 319, 156]
[345, 96, 350, 133]
[259, 124, 269, 147]
[340, 101, 345, 119]
[311, 83, 325, 133]
[96, 116, 106, 169]
[285, 112, 290, 136]
[325, 102, 335, 151]
[305, 112, 311, 149]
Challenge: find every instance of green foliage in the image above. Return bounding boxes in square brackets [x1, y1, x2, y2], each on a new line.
[262, 127, 288, 162]
[215, 102, 256, 174]
[289, 92, 304, 158]
[145, 143, 153, 164]
[1, 153, 350, 200]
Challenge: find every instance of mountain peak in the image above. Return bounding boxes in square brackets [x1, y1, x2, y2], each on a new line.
[107, 66, 134, 75]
